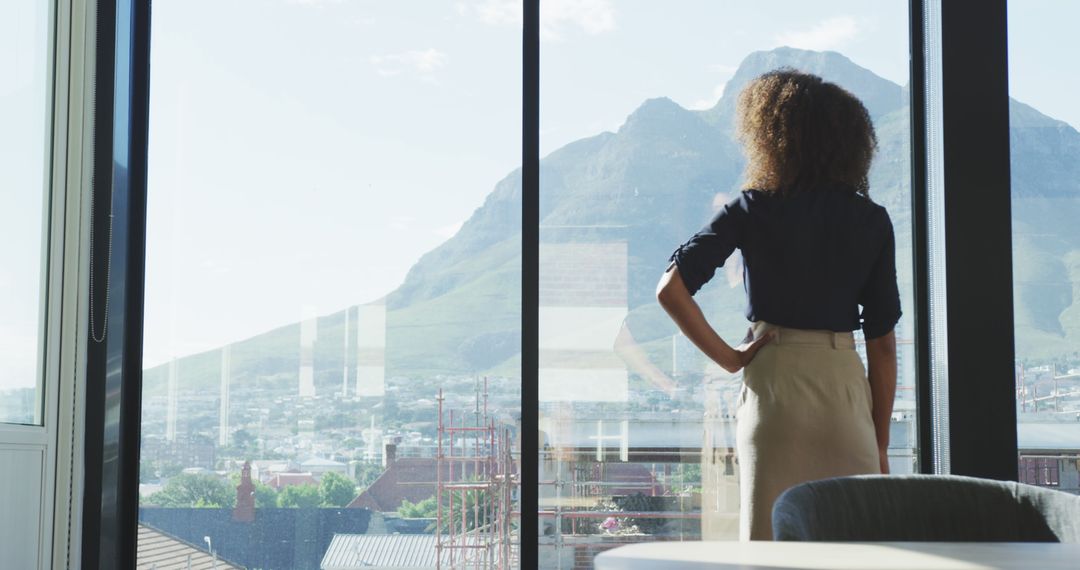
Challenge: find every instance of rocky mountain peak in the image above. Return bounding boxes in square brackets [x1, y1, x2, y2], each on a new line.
[703, 47, 906, 125]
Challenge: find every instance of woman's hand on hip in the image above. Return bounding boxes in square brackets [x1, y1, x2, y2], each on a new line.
[718, 327, 775, 373]
[656, 268, 773, 374]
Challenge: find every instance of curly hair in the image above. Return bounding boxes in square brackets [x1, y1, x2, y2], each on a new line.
[736, 69, 877, 196]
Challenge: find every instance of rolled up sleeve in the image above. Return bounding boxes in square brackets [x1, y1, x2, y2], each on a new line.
[668, 194, 746, 296]
[859, 210, 902, 339]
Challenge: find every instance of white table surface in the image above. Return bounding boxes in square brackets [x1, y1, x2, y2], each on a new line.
[593, 541, 1080, 570]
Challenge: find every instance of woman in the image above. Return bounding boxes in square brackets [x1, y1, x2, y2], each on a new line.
[656, 70, 900, 541]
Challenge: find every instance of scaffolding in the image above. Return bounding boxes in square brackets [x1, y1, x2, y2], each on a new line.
[533, 411, 707, 566]
[1018, 363, 1080, 414]
[436, 379, 518, 569]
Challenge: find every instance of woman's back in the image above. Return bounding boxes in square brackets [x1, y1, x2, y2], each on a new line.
[671, 187, 900, 339]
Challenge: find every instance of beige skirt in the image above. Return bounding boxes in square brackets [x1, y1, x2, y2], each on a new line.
[736, 321, 880, 541]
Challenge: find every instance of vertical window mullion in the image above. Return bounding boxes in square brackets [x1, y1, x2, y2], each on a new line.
[908, 0, 935, 475]
[521, 0, 540, 566]
[81, 0, 151, 567]
[928, 0, 1017, 480]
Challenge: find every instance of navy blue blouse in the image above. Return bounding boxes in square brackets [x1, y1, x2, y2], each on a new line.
[669, 189, 901, 339]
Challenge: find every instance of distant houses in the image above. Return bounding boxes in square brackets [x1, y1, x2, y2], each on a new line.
[140, 507, 373, 570]
[139, 458, 431, 569]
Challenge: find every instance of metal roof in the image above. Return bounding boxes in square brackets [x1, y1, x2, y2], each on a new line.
[137, 524, 243, 570]
[321, 534, 500, 569]
[320, 534, 438, 570]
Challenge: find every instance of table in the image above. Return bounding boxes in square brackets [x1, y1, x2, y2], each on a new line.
[593, 541, 1080, 569]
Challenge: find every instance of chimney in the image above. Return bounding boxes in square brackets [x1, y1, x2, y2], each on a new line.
[233, 461, 256, 522]
[382, 440, 398, 468]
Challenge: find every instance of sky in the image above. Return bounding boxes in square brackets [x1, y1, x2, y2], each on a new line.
[3, 1, 1080, 378]
[141, 0, 916, 367]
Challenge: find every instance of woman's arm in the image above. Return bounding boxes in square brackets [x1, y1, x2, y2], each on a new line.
[656, 266, 773, 373]
[865, 330, 897, 474]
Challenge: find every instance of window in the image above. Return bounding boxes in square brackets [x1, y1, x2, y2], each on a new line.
[110, 0, 1042, 564]
[0, 0, 51, 426]
[1019, 457, 1060, 487]
[1010, 0, 1080, 495]
[538, 2, 915, 564]
[72, 0, 1076, 565]
[138, 3, 520, 568]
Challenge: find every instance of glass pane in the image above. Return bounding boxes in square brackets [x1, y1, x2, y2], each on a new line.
[139, 2, 521, 568]
[0, 0, 51, 426]
[539, 1, 914, 562]
[1010, 1, 1080, 494]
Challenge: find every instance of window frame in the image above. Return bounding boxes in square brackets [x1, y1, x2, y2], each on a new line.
[908, 0, 936, 475]
[0, 0, 74, 566]
[520, 0, 540, 564]
[80, 0, 151, 567]
[923, 0, 1018, 480]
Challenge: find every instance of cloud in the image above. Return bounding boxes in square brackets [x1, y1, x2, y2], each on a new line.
[687, 65, 737, 110]
[543, 0, 616, 38]
[774, 16, 860, 51]
[370, 49, 449, 77]
[689, 84, 728, 111]
[469, 0, 521, 26]
[463, 0, 616, 40]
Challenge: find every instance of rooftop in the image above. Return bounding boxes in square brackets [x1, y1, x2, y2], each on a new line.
[321, 534, 438, 569]
[137, 524, 243, 570]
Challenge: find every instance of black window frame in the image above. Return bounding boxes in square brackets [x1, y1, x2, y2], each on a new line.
[909, 0, 1017, 479]
[80, 0, 1020, 567]
[82, 0, 151, 568]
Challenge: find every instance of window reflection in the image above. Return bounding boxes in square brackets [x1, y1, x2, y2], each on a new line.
[540, 237, 630, 403]
[355, 302, 387, 398]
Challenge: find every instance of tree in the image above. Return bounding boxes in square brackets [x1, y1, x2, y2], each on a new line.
[140, 461, 157, 483]
[230, 472, 278, 508]
[319, 472, 357, 507]
[354, 462, 384, 488]
[147, 473, 234, 508]
[253, 480, 278, 508]
[158, 461, 184, 479]
[231, 429, 256, 452]
[398, 496, 438, 518]
[276, 484, 321, 508]
[438, 487, 492, 533]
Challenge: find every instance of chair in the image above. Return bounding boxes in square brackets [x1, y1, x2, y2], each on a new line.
[771, 474, 1080, 542]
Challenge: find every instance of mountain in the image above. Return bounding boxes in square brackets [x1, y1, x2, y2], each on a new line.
[1009, 98, 1080, 358]
[378, 46, 916, 379]
[702, 48, 906, 130]
[143, 47, 1080, 401]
